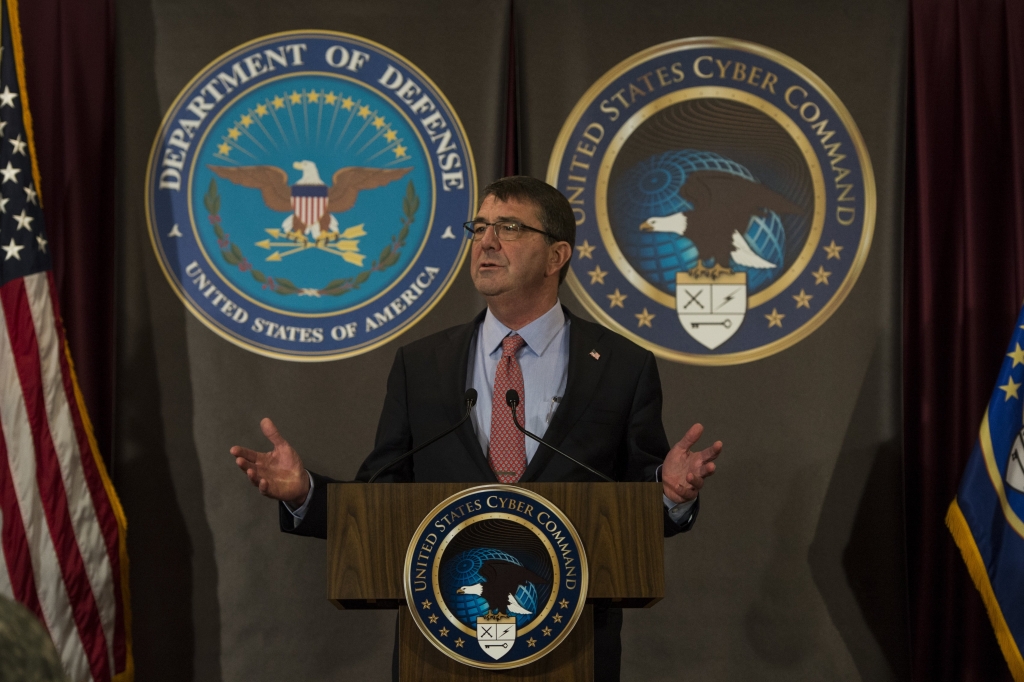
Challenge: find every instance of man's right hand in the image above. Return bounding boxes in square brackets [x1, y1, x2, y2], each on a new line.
[230, 418, 310, 507]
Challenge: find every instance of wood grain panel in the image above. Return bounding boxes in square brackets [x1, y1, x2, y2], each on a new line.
[524, 482, 663, 605]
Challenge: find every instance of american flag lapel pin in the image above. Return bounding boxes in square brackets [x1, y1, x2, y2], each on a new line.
[589, 349, 601, 360]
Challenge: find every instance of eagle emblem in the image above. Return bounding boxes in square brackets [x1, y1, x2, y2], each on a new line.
[456, 559, 549, 618]
[208, 161, 411, 267]
[639, 170, 801, 349]
[639, 170, 802, 279]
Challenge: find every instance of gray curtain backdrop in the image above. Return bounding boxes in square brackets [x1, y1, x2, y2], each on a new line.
[115, 1, 907, 680]
[115, 1, 506, 680]
[513, 1, 908, 681]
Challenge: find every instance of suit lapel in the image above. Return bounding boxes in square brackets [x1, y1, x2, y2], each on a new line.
[434, 309, 497, 482]
[521, 310, 609, 481]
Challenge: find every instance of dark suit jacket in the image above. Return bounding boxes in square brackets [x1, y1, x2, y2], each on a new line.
[281, 307, 697, 537]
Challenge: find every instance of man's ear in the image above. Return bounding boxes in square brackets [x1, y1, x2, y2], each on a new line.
[547, 241, 573, 277]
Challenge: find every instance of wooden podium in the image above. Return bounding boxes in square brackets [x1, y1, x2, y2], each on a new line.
[327, 482, 665, 681]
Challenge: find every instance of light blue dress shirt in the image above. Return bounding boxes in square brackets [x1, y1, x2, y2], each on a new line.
[468, 301, 570, 464]
[288, 301, 695, 524]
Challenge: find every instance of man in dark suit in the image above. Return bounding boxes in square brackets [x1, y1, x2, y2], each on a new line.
[231, 176, 721, 681]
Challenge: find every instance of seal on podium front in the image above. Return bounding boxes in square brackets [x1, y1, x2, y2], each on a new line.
[403, 485, 588, 669]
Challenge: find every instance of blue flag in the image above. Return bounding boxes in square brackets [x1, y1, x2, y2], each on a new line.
[949, 305, 1024, 681]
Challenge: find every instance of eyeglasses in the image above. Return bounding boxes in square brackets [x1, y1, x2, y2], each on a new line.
[463, 220, 551, 242]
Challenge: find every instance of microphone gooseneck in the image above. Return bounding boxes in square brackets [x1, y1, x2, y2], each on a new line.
[504, 389, 614, 482]
[367, 388, 478, 483]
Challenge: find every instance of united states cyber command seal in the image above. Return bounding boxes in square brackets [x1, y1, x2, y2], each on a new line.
[549, 38, 875, 365]
[404, 486, 588, 669]
[146, 31, 475, 360]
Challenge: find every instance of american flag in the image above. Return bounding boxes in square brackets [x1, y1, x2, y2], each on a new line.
[0, 2, 132, 681]
[291, 183, 329, 229]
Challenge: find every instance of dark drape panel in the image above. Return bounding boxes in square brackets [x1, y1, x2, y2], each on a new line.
[20, 0, 117, 461]
[905, 1, 1024, 680]
[503, 7, 519, 177]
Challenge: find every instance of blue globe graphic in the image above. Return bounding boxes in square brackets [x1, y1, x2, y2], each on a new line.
[440, 548, 541, 629]
[742, 212, 787, 291]
[610, 150, 786, 294]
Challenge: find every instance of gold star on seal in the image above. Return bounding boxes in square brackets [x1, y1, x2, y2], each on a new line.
[227, 127, 241, 140]
[272, 96, 285, 109]
[454, 637, 465, 648]
[324, 92, 337, 105]
[1000, 376, 1021, 401]
[393, 144, 407, 158]
[527, 637, 537, 648]
[636, 308, 655, 328]
[811, 266, 832, 286]
[358, 105, 371, 118]
[372, 116, 386, 129]
[428, 614, 438, 624]
[542, 626, 552, 636]
[420, 599, 432, 609]
[341, 96, 355, 110]
[438, 627, 449, 637]
[559, 599, 569, 609]
[793, 289, 812, 309]
[307, 91, 320, 103]
[576, 239, 596, 259]
[1009, 343, 1024, 368]
[765, 308, 785, 328]
[552, 613, 563, 624]
[217, 142, 231, 156]
[384, 129, 398, 142]
[255, 103, 268, 116]
[607, 288, 627, 308]
[823, 240, 844, 260]
[240, 114, 253, 127]
[588, 265, 607, 285]
[289, 91, 302, 104]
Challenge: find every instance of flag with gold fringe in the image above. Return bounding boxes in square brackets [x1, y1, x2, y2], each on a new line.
[0, 0, 133, 680]
[948, 303, 1024, 681]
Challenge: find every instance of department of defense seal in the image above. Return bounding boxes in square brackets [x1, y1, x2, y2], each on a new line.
[404, 486, 588, 669]
[548, 38, 875, 365]
[146, 31, 475, 360]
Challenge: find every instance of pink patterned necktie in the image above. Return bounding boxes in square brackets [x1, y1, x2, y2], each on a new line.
[489, 334, 527, 483]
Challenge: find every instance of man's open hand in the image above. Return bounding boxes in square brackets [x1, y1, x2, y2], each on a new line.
[230, 418, 310, 507]
[661, 423, 721, 505]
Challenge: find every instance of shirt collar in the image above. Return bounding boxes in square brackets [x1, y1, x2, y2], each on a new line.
[481, 301, 565, 358]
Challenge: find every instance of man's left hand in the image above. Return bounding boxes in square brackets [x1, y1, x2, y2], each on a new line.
[662, 423, 721, 504]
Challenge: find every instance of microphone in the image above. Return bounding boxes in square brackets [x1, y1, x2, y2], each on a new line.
[504, 389, 614, 482]
[367, 389, 478, 483]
